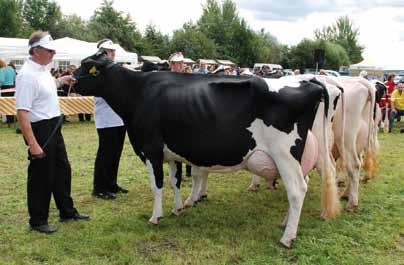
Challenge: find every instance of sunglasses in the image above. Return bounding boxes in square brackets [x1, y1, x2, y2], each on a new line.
[39, 46, 56, 53]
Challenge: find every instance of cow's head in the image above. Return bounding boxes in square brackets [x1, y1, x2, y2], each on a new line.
[73, 50, 114, 96]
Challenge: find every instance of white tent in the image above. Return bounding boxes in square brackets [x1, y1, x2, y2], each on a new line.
[0, 37, 138, 71]
[349, 57, 384, 80]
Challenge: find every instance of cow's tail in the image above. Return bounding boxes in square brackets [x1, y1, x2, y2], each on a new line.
[320, 84, 341, 220]
[363, 80, 378, 181]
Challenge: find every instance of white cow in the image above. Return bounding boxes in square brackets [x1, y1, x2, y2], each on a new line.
[333, 76, 378, 210]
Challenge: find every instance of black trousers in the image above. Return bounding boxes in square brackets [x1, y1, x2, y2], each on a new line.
[94, 126, 126, 193]
[28, 116, 77, 226]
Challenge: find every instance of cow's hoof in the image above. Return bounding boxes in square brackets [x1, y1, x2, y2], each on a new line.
[198, 195, 208, 202]
[346, 204, 358, 212]
[149, 216, 163, 224]
[279, 238, 295, 249]
[171, 208, 183, 216]
[184, 200, 195, 208]
[248, 185, 259, 192]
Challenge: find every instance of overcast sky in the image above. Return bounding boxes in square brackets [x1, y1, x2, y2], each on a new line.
[55, 0, 404, 68]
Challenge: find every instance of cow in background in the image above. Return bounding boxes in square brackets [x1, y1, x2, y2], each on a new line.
[73, 51, 330, 248]
[333, 76, 382, 210]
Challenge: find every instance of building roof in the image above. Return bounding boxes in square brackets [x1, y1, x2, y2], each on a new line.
[183, 57, 195, 64]
[216, 59, 235, 66]
[140, 56, 162, 63]
[198, 59, 218, 65]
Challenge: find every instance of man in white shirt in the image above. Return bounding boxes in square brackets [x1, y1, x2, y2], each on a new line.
[92, 39, 128, 200]
[16, 30, 89, 234]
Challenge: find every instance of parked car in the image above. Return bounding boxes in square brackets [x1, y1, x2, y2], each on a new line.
[394, 74, 404, 85]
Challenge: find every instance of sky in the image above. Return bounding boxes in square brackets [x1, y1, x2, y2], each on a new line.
[55, 0, 404, 69]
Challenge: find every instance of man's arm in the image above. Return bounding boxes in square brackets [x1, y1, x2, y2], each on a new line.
[16, 109, 43, 156]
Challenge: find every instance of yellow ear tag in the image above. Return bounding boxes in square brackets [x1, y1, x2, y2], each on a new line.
[89, 66, 97, 74]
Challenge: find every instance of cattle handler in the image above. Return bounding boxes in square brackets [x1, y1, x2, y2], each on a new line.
[15, 30, 90, 234]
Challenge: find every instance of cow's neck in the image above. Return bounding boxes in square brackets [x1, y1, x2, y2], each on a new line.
[99, 67, 142, 123]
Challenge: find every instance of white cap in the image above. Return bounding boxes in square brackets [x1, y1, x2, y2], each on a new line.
[168, 52, 184, 62]
[29, 34, 58, 51]
[98, 40, 120, 51]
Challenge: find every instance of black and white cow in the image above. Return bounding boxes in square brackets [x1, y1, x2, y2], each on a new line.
[73, 51, 330, 248]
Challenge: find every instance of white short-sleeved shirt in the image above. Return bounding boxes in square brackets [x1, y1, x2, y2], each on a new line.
[15, 59, 61, 122]
[94, 97, 124, 129]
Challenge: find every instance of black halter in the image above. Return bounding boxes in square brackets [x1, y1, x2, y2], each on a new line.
[75, 62, 116, 81]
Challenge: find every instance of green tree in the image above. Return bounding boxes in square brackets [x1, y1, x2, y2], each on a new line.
[171, 22, 217, 60]
[0, 0, 23, 37]
[55, 15, 94, 41]
[288, 38, 349, 71]
[315, 15, 363, 64]
[197, 0, 266, 66]
[87, 0, 142, 52]
[142, 24, 171, 59]
[22, 0, 63, 36]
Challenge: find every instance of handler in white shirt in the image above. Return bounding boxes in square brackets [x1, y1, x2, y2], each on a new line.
[15, 31, 89, 234]
[92, 39, 128, 200]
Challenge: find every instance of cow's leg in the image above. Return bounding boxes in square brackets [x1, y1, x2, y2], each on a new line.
[272, 150, 307, 248]
[248, 175, 261, 192]
[197, 170, 209, 201]
[184, 170, 203, 207]
[169, 161, 183, 216]
[145, 156, 164, 224]
[344, 150, 361, 211]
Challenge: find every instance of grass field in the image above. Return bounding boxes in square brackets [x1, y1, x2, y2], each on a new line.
[0, 119, 403, 265]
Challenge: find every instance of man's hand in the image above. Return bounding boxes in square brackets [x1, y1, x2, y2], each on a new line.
[57, 75, 77, 86]
[29, 143, 44, 158]
[391, 108, 397, 114]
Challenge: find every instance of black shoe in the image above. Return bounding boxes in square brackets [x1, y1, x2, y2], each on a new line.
[60, 212, 90, 222]
[112, 186, 129, 194]
[92, 191, 117, 200]
[16, 128, 22, 134]
[30, 224, 57, 234]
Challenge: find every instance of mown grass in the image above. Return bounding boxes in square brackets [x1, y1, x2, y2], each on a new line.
[0, 119, 403, 265]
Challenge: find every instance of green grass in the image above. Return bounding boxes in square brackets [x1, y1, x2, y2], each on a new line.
[0, 119, 403, 265]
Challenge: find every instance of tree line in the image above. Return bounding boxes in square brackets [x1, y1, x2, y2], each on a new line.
[0, 0, 363, 70]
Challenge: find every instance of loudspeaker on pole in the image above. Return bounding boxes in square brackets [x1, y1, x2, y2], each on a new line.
[314, 48, 325, 65]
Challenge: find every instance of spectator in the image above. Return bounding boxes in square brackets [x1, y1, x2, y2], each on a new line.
[168, 52, 184, 72]
[15, 30, 89, 234]
[208, 65, 216, 73]
[261, 65, 272, 77]
[168, 51, 192, 178]
[380, 73, 396, 124]
[194, 62, 209, 74]
[184, 65, 193, 73]
[92, 39, 129, 200]
[293, 69, 301, 75]
[0, 59, 17, 123]
[319, 69, 327, 75]
[253, 67, 261, 76]
[388, 80, 404, 132]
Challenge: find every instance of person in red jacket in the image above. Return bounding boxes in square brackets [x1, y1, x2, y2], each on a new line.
[380, 73, 396, 123]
